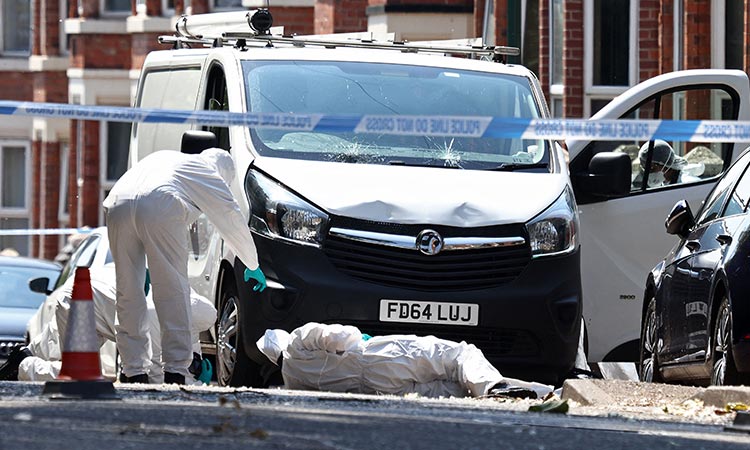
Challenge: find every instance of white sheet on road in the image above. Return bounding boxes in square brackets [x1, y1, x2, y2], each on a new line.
[258, 322, 553, 399]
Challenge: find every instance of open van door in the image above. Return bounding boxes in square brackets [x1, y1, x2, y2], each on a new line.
[567, 69, 750, 362]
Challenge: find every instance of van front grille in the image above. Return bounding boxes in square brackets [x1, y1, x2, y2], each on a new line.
[322, 219, 531, 291]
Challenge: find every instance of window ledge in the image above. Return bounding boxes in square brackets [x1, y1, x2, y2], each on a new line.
[242, 0, 314, 7]
[64, 18, 129, 35]
[29, 56, 69, 72]
[126, 15, 174, 33]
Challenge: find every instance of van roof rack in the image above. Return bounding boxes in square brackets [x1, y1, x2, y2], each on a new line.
[159, 9, 521, 63]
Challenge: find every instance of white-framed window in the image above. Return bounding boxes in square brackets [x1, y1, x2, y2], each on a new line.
[712, 0, 743, 70]
[100, 121, 132, 223]
[0, 141, 30, 255]
[549, 0, 563, 117]
[0, 0, 31, 55]
[101, 0, 131, 16]
[212, 0, 244, 11]
[58, 142, 70, 223]
[163, 0, 175, 15]
[583, 0, 637, 117]
[673, 0, 683, 72]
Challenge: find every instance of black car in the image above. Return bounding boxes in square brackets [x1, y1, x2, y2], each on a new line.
[639, 147, 750, 385]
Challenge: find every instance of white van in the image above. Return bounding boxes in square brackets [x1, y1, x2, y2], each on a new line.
[130, 10, 599, 386]
[131, 10, 750, 387]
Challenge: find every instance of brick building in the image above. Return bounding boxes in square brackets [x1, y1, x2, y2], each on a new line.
[1, 0, 749, 258]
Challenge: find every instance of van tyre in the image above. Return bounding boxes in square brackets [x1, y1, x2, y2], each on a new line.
[216, 272, 263, 387]
[639, 296, 662, 383]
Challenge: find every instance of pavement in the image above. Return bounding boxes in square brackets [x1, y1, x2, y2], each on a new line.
[564, 378, 750, 409]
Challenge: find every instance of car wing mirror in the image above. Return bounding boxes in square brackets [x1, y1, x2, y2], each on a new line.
[29, 277, 52, 295]
[181, 130, 218, 155]
[665, 199, 694, 238]
[574, 151, 632, 198]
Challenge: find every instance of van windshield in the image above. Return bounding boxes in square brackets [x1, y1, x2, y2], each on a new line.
[242, 60, 549, 170]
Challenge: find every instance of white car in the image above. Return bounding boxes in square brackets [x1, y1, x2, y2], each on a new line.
[26, 226, 117, 377]
[567, 70, 750, 363]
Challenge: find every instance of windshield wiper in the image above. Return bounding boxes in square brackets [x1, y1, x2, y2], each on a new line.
[487, 162, 549, 171]
[387, 160, 463, 169]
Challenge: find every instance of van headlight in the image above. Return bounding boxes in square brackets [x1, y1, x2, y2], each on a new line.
[526, 186, 578, 258]
[246, 170, 329, 246]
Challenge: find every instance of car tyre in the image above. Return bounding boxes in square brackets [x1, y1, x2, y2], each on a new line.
[216, 272, 262, 387]
[709, 297, 749, 386]
[639, 296, 663, 383]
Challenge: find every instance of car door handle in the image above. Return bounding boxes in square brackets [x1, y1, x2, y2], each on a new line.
[716, 234, 732, 246]
[685, 240, 701, 252]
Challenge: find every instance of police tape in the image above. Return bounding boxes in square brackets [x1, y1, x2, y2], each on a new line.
[0, 228, 93, 236]
[3, 99, 750, 142]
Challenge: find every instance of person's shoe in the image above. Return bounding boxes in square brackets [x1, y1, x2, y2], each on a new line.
[164, 372, 185, 385]
[487, 382, 538, 399]
[118, 373, 149, 384]
[0, 345, 32, 381]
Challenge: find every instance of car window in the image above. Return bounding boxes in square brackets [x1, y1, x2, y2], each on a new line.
[570, 85, 739, 202]
[628, 88, 737, 193]
[722, 159, 750, 217]
[0, 265, 59, 309]
[695, 150, 750, 225]
[55, 234, 101, 289]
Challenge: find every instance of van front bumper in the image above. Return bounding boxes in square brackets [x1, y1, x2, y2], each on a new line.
[236, 235, 582, 385]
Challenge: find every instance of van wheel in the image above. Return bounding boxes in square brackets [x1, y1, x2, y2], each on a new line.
[639, 296, 662, 383]
[216, 274, 261, 387]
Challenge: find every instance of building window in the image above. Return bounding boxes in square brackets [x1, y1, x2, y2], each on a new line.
[212, 0, 244, 10]
[592, 0, 629, 86]
[100, 121, 131, 222]
[0, 142, 29, 255]
[102, 0, 131, 14]
[59, 142, 69, 221]
[725, 0, 743, 70]
[584, 0, 635, 116]
[673, 0, 683, 71]
[1, 0, 31, 54]
[550, 0, 563, 86]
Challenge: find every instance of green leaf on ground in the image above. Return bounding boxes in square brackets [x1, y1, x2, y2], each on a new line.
[529, 397, 569, 414]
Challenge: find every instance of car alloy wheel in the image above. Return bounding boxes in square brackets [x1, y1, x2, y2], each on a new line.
[639, 296, 662, 382]
[711, 298, 733, 386]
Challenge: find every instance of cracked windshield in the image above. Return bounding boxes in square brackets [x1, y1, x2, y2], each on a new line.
[244, 61, 549, 170]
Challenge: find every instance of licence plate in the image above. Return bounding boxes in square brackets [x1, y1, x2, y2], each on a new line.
[379, 300, 479, 326]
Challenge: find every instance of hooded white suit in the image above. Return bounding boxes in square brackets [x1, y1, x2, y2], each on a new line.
[103, 148, 259, 378]
[19, 263, 217, 382]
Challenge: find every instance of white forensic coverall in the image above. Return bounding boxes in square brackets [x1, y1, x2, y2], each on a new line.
[257, 322, 553, 398]
[18, 264, 217, 382]
[103, 148, 259, 378]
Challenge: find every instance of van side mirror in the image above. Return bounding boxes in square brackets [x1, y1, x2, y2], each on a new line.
[181, 130, 218, 154]
[575, 152, 632, 198]
[665, 200, 694, 238]
[29, 277, 52, 295]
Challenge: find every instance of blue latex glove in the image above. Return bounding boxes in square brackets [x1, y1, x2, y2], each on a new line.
[244, 267, 267, 292]
[198, 359, 213, 385]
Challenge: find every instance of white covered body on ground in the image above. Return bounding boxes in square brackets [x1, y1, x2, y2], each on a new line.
[258, 322, 553, 399]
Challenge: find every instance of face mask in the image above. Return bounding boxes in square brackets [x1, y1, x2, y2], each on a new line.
[646, 171, 665, 188]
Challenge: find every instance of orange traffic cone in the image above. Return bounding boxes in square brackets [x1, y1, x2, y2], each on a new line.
[43, 266, 119, 400]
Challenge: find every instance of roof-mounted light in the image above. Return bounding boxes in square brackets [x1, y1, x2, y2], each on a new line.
[248, 9, 273, 35]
